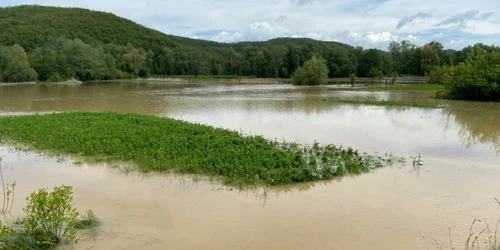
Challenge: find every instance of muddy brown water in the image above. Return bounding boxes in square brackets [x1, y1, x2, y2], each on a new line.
[0, 82, 500, 249]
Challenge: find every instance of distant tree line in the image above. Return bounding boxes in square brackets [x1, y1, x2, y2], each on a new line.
[0, 5, 498, 101]
[1, 35, 497, 84]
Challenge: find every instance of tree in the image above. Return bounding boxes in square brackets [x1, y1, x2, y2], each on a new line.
[292, 56, 329, 85]
[357, 49, 383, 77]
[420, 44, 440, 74]
[442, 45, 500, 101]
[3, 44, 38, 82]
[122, 44, 148, 76]
[388, 41, 402, 73]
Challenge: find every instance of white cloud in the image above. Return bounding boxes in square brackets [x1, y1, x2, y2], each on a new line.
[366, 32, 396, 43]
[2, 0, 500, 50]
[407, 34, 418, 41]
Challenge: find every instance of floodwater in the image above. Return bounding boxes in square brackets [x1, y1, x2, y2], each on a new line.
[0, 82, 499, 249]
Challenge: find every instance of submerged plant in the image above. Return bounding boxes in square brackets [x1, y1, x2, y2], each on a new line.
[0, 186, 100, 250]
[24, 185, 79, 244]
[0, 157, 16, 215]
[0, 112, 402, 186]
[74, 209, 100, 229]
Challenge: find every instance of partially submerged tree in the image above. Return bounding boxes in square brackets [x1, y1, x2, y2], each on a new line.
[292, 56, 329, 85]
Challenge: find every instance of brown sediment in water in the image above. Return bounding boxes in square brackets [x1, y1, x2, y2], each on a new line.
[0, 82, 499, 249]
[1, 147, 499, 250]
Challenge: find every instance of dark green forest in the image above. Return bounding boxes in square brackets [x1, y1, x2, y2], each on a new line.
[0, 5, 498, 101]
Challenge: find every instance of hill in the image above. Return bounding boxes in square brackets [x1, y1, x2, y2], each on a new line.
[0, 5, 480, 82]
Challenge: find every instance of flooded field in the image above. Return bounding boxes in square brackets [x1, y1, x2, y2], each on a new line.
[1, 82, 500, 249]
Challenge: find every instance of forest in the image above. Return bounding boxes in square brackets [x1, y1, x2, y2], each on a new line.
[0, 5, 498, 101]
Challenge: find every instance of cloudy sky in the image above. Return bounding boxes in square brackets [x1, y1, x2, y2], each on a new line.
[1, 0, 499, 50]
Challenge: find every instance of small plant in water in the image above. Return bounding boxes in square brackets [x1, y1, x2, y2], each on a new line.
[411, 154, 423, 167]
[0, 157, 16, 214]
[0, 185, 100, 250]
[74, 209, 100, 229]
[24, 185, 79, 244]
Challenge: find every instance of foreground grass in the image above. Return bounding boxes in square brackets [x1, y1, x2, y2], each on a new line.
[0, 112, 400, 186]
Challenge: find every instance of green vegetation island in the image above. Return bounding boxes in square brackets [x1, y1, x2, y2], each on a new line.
[0, 5, 498, 101]
[0, 112, 401, 186]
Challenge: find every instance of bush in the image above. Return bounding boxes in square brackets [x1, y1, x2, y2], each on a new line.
[292, 56, 329, 85]
[441, 46, 500, 101]
[0, 186, 98, 250]
[24, 186, 79, 245]
[349, 73, 356, 86]
[428, 67, 445, 84]
[47, 72, 63, 83]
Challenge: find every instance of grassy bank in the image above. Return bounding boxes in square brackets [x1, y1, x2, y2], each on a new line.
[0, 112, 400, 186]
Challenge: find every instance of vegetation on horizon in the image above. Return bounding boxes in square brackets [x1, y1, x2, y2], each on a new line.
[0, 112, 400, 186]
[0, 6, 494, 84]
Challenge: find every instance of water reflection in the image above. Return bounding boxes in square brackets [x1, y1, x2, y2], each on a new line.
[445, 108, 500, 154]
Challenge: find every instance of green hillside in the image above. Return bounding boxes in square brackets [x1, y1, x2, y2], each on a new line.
[0, 5, 225, 51]
[0, 5, 490, 84]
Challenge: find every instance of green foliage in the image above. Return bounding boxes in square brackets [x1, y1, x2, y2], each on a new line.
[24, 186, 79, 245]
[429, 67, 445, 84]
[0, 187, 100, 250]
[420, 44, 440, 74]
[441, 45, 500, 101]
[30, 37, 118, 81]
[349, 73, 357, 86]
[74, 210, 100, 230]
[292, 56, 329, 85]
[357, 49, 384, 77]
[0, 112, 400, 186]
[0, 5, 493, 87]
[2, 45, 37, 82]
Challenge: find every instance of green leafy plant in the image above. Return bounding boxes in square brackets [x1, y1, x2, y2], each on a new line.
[0, 112, 401, 186]
[74, 210, 100, 229]
[23, 185, 79, 244]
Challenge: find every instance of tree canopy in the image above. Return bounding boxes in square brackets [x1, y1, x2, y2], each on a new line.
[292, 56, 329, 85]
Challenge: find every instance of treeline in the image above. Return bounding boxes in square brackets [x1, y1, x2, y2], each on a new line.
[437, 44, 500, 101]
[0, 35, 496, 84]
[0, 5, 498, 89]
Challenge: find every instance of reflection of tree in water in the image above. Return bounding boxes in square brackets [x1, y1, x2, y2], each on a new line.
[445, 108, 500, 153]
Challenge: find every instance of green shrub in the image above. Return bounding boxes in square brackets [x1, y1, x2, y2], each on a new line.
[24, 186, 79, 245]
[292, 56, 329, 85]
[441, 45, 500, 101]
[349, 73, 356, 86]
[428, 67, 445, 84]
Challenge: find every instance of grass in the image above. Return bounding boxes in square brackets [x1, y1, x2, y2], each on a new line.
[74, 210, 101, 229]
[0, 112, 401, 186]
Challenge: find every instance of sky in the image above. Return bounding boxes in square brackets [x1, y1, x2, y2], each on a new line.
[1, 0, 499, 50]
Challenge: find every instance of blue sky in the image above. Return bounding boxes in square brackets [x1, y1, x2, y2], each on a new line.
[1, 0, 499, 50]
